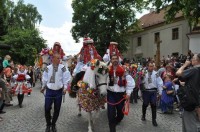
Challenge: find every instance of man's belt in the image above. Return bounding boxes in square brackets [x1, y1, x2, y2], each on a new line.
[46, 87, 63, 91]
[145, 88, 157, 92]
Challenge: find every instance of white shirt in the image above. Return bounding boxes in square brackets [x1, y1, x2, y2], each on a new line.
[143, 70, 163, 94]
[72, 62, 85, 76]
[42, 64, 71, 90]
[107, 74, 135, 96]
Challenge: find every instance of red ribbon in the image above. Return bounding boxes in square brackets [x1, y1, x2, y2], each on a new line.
[106, 95, 130, 115]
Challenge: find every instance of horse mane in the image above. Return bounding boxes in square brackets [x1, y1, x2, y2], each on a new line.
[83, 66, 96, 89]
[82, 61, 107, 89]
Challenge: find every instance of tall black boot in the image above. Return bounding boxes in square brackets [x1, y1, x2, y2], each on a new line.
[151, 104, 158, 126]
[17, 94, 20, 105]
[130, 92, 133, 104]
[45, 125, 51, 132]
[109, 123, 116, 132]
[141, 104, 147, 121]
[0, 101, 6, 114]
[18, 94, 24, 108]
[133, 89, 138, 103]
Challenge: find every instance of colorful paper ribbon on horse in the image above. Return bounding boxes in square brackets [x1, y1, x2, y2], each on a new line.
[77, 80, 106, 112]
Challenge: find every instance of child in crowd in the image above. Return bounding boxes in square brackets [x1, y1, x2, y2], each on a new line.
[13, 66, 31, 108]
[160, 74, 174, 114]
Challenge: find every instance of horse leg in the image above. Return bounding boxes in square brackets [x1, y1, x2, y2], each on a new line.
[78, 105, 82, 117]
[93, 109, 100, 124]
[88, 112, 94, 132]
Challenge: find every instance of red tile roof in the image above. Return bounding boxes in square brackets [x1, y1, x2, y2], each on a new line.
[139, 8, 183, 29]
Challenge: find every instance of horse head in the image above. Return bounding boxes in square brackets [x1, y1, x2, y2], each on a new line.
[62, 55, 74, 68]
[39, 48, 51, 70]
[83, 59, 108, 97]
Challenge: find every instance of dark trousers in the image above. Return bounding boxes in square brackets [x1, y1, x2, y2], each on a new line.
[142, 90, 157, 120]
[45, 88, 62, 126]
[17, 94, 24, 106]
[130, 88, 139, 103]
[107, 90, 125, 132]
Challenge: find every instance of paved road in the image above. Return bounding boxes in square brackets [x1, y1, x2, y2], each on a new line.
[0, 82, 182, 132]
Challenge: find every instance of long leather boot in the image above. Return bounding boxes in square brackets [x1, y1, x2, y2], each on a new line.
[130, 92, 133, 104]
[18, 94, 24, 108]
[151, 105, 158, 126]
[109, 123, 116, 132]
[0, 101, 5, 113]
[141, 104, 147, 121]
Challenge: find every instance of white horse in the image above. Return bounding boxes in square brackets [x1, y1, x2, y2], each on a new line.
[41, 54, 51, 70]
[76, 59, 108, 132]
[62, 55, 76, 75]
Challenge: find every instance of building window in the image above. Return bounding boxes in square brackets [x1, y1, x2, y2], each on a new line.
[137, 37, 141, 46]
[172, 52, 179, 57]
[154, 32, 160, 43]
[172, 28, 179, 40]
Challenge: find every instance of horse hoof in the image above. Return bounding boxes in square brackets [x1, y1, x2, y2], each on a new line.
[78, 113, 82, 117]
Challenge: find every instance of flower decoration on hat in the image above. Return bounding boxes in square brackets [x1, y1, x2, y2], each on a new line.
[40, 48, 50, 56]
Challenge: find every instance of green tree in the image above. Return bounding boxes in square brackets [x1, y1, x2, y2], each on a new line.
[149, 0, 200, 28]
[0, 0, 9, 40]
[0, 0, 46, 65]
[2, 29, 46, 65]
[9, 0, 42, 29]
[71, 0, 147, 55]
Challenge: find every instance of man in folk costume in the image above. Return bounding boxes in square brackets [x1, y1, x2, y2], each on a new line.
[40, 53, 71, 132]
[13, 65, 31, 108]
[107, 54, 135, 132]
[103, 42, 123, 63]
[73, 37, 102, 76]
[141, 62, 163, 126]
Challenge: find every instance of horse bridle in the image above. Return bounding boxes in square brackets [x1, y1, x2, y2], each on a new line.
[42, 62, 49, 66]
[95, 75, 108, 88]
[96, 82, 107, 88]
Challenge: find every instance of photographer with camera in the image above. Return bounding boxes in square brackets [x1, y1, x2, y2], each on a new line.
[176, 53, 200, 132]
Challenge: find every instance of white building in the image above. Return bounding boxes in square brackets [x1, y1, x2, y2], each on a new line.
[124, 9, 193, 61]
[187, 31, 200, 54]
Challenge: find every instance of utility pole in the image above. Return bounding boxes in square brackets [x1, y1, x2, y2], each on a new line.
[155, 37, 162, 68]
